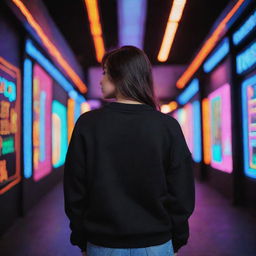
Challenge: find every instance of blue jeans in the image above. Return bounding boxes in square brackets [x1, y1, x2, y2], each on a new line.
[86, 239, 174, 256]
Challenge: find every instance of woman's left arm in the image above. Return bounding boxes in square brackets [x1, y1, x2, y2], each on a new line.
[63, 116, 88, 252]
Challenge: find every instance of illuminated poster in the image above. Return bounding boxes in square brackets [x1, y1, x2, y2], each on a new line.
[242, 74, 256, 178]
[52, 100, 68, 168]
[0, 57, 21, 194]
[208, 83, 232, 172]
[172, 101, 201, 163]
[33, 64, 52, 181]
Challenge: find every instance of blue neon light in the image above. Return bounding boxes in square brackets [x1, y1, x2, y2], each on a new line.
[177, 78, 199, 105]
[233, 9, 256, 45]
[203, 38, 230, 73]
[193, 101, 202, 163]
[118, 0, 147, 48]
[23, 58, 33, 179]
[26, 40, 74, 92]
[242, 74, 256, 179]
[236, 41, 256, 74]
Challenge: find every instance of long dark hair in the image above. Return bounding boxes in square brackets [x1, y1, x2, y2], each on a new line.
[101, 46, 160, 111]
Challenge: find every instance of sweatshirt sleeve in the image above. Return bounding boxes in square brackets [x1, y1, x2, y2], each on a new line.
[63, 116, 88, 252]
[166, 117, 195, 253]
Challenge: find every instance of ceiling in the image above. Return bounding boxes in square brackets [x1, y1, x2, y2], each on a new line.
[43, 0, 231, 70]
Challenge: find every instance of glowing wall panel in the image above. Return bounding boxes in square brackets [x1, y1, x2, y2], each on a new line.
[241, 74, 256, 178]
[52, 100, 68, 168]
[208, 83, 232, 173]
[33, 64, 52, 181]
[0, 57, 21, 195]
[172, 101, 202, 163]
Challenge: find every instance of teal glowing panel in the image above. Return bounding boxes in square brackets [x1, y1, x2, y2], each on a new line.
[52, 100, 68, 168]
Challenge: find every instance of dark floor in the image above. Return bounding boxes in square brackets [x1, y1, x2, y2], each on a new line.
[0, 180, 256, 256]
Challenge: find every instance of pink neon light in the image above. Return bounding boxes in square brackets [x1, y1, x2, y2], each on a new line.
[208, 83, 232, 173]
[33, 64, 52, 181]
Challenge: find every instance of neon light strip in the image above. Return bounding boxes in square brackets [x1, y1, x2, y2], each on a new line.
[203, 38, 230, 73]
[202, 98, 211, 164]
[236, 41, 256, 74]
[23, 58, 33, 179]
[176, 0, 245, 88]
[242, 74, 256, 178]
[67, 98, 75, 143]
[39, 91, 46, 161]
[158, 0, 187, 62]
[118, 0, 147, 49]
[26, 40, 74, 92]
[84, 0, 105, 62]
[233, 9, 256, 45]
[193, 101, 202, 163]
[12, 0, 87, 93]
[177, 78, 199, 105]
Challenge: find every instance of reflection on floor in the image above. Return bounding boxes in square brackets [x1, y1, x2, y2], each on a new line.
[0, 180, 256, 256]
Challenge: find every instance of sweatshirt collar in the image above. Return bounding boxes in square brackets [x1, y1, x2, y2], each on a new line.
[105, 101, 154, 111]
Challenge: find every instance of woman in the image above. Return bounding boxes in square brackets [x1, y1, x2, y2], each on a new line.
[64, 46, 195, 256]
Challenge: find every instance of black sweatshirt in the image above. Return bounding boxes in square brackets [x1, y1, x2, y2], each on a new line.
[63, 101, 195, 253]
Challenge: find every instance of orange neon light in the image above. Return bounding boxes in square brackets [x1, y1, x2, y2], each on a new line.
[0, 57, 21, 195]
[160, 101, 178, 113]
[177, 0, 245, 89]
[202, 98, 211, 164]
[84, 0, 105, 62]
[169, 101, 178, 112]
[67, 98, 75, 143]
[12, 0, 87, 94]
[158, 0, 187, 62]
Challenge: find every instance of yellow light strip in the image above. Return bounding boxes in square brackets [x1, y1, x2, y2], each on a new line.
[202, 98, 211, 164]
[176, 0, 245, 89]
[84, 0, 105, 62]
[157, 0, 187, 62]
[12, 0, 87, 93]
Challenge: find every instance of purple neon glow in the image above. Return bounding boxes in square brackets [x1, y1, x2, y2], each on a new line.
[118, 0, 147, 48]
[208, 83, 232, 173]
[33, 64, 52, 181]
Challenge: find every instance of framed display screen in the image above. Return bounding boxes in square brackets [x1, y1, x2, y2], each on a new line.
[241, 73, 256, 178]
[0, 57, 21, 194]
[208, 83, 232, 173]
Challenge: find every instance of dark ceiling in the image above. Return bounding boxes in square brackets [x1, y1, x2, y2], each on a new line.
[43, 0, 231, 69]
